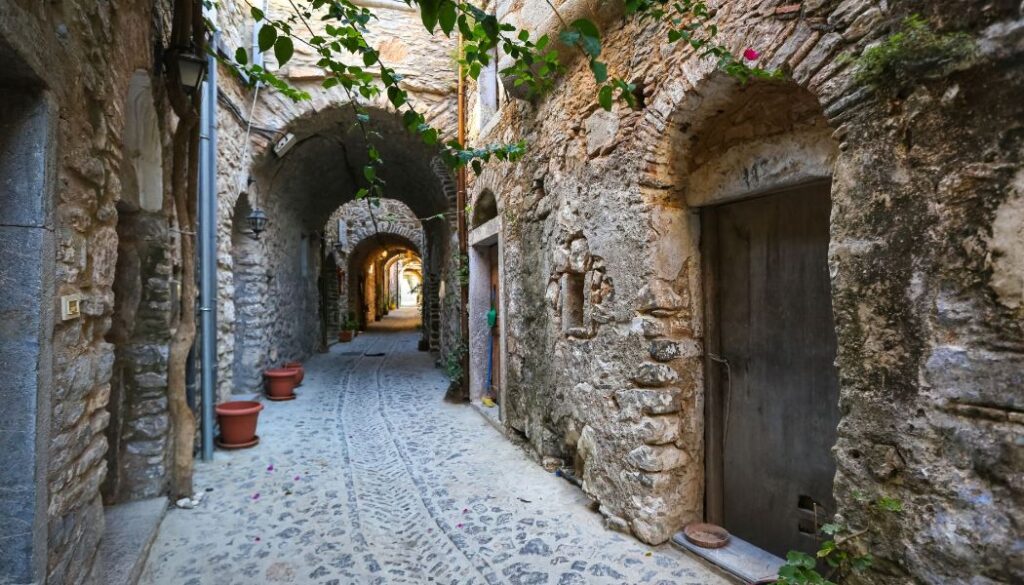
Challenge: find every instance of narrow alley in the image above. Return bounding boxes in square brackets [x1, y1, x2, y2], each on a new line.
[141, 309, 728, 585]
[3, 2, 1021, 584]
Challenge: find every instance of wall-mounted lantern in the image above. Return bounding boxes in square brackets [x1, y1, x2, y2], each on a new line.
[168, 45, 208, 93]
[247, 208, 268, 239]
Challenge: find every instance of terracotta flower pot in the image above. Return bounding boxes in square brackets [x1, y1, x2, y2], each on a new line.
[215, 401, 263, 448]
[264, 368, 297, 401]
[283, 361, 304, 384]
[339, 330, 354, 342]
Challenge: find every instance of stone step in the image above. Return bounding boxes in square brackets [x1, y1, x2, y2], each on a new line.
[671, 530, 783, 584]
[97, 497, 168, 585]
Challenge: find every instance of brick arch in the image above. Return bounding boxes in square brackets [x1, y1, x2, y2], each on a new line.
[638, 68, 838, 206]
[251, 94, 457, 163]
[347, 222, 424, 256]
[429, 155, 459, 214]
[617, 58, 842, 545]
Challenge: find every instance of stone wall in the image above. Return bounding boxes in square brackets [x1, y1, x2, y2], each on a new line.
[469, 1, 1024, 582]
[213, 0, 461, 398]
[0, 1, 180, 583]
[325, 198, 426, 335]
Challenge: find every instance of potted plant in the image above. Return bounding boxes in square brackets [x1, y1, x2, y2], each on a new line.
[264, 368, 297, 401]
[283, 361, 304, 385]
[339, 312, 358, 342]
[215, 401, 263, 449]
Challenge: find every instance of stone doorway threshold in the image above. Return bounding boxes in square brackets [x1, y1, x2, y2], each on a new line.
[672, 531, 784, 584]
[471, 400, 502, 432]
[97, 497, 167, 585]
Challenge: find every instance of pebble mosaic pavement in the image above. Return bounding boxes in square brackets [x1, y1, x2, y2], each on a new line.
[140, 308, 730, 585]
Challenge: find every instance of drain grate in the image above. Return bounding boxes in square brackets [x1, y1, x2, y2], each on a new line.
[364, 352, 387, 357]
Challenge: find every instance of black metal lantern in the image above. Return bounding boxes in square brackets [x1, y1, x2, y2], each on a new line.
[247, 208, 268, 239]
[172, 47, 207, 92]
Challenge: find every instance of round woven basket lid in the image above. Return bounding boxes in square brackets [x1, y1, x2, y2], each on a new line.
[683, 522, 731, 549]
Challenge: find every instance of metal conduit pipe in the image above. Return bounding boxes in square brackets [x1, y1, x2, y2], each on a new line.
[198, 29, 219, 461]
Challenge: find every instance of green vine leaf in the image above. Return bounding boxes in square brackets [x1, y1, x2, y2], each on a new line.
[258, 24, 277, 53]
[420, 0, 441, 32]
[274, 36, 294, 65]
[598, 85, 613, 111]
[439, 1, 457, 36]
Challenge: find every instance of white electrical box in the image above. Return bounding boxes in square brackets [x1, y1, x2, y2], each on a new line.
[274, 132, 297, 157]
[61, 294, 83, 321]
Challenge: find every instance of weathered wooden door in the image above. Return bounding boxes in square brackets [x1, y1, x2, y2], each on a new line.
[487, 244, 501, 400]
[703, 182, 840, 558]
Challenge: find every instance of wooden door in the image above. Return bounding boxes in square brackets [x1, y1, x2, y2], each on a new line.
[704, 183, 840, 558]
[487, 244, 501, 401]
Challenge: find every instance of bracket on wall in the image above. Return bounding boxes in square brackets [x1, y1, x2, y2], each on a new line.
[61, 294, 83, 321]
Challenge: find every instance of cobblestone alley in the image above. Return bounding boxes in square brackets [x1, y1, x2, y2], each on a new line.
[140, 309, 728, 585]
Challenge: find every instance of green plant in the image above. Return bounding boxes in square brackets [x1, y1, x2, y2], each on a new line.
[852, 14, 975, 87]
[216, 0, 768, 202]
[776, 497, 903, 585]
[343, 311, 359, 330]
[457, 253, 470, 286]
[444, 341, 467, 382]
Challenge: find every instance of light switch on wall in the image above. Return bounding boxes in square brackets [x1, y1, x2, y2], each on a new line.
[61, 294, 82, 321]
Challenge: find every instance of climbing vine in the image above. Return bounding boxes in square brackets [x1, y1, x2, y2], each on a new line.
[210, 0, 770, 200]
[443, 340, 468, 383]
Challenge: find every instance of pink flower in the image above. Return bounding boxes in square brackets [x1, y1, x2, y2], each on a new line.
[252, 493, 260, 500]
[457, 523, 464, 529]
[294, 475, 301, 481]
[267, 464, 274, 472]
[743, 48, 760, 61]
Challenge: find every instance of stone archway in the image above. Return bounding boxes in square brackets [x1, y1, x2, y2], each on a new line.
[471, 189, 498, 229]
[103, 71, 175, 504]
[346, 232, 423, 329]
[233, 106, 457, 369]
[468, 188, 505, 414]
[646, 72, 839, 554]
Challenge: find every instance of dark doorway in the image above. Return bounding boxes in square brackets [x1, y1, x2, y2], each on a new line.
[0, 52, 53, 584]
[486, 243, 501, 402]
[320, 252, 341, 346]
[703, 182, 840, 558]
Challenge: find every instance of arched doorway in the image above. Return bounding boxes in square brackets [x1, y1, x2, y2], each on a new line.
[104, 71, 174, 503]
[399, 261, 423, 308]
[319, 251, 341, 346]
[346, 233, 423, 329]
[238, 106, 456, 367]
[678, 76, 840, 558]
[468, 189, 504, 412]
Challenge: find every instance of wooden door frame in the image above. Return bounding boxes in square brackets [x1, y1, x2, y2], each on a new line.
[701, 205, 725, 525]
[701, 180, 836, 527]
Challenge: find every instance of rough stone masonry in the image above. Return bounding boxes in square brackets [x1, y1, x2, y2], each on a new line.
[0, 1, 1021, 584]
[468, 1, 1023, 583]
